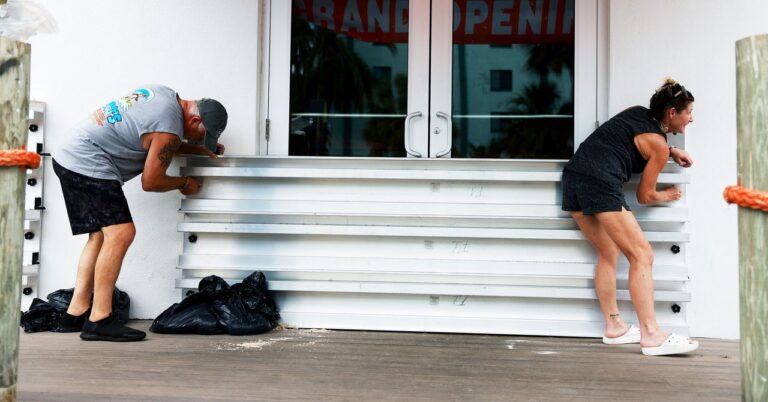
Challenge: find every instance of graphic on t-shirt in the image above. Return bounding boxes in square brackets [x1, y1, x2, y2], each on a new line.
[91, 88, 155, 126]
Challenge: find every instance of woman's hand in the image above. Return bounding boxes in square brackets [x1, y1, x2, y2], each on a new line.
[660, 185, 682, 202]
[670, 147, 693, 168]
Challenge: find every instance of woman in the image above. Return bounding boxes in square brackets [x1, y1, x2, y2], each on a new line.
[561, 78, 698, 356]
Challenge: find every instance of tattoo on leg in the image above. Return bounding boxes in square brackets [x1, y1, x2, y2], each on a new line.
[609, 313, 621, 321]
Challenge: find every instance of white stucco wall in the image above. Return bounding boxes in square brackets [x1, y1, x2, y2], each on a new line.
[28, 0, 261, 319]
[610, 0, 768, 339]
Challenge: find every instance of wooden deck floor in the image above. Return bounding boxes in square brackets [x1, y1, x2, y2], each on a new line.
[17, 321, 740, 401]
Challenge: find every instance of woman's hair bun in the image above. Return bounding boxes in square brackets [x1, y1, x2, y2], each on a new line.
[649, 77, 693, 121]
[656, 77, 678, 92]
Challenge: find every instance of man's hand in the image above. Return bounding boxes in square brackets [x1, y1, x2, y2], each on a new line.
[670, 147, 693, 168]
[175, 142, 225, 159]
[180, 176, 201, 195]
[201, 143, 225, 159]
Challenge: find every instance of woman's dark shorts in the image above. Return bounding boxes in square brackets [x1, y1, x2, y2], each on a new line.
[52, 159, 133, 235]
[561, 169, 630, 215]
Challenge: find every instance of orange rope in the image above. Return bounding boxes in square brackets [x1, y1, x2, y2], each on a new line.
[0, 147, 41, 169]
[724, 181, 768, 212]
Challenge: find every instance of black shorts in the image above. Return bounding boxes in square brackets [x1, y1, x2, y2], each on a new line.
[561, 169, 630, 215]
[52, 159, 133, 235]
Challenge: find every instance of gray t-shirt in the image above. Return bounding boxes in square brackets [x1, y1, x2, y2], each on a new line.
[53, 85, 183, 184]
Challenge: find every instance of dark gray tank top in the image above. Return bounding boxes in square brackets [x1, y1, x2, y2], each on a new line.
[564, 106, 667, 184]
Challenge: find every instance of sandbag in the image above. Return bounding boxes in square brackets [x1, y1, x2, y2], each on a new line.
[20, 287, 131, 333]
[150, 272, 280, 336]
[47, 288, 130, 324]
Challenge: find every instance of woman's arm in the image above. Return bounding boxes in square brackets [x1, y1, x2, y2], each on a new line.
[669, 146, 694, 167]
[635, 134, 682, 204]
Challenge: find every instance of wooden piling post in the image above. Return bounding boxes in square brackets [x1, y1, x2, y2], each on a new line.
[736, 34, 768, 402]
[0, 18, 32, 402]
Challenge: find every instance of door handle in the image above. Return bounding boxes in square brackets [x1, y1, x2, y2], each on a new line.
[404, 111, 423, 157]
[435, 111, 452, 158]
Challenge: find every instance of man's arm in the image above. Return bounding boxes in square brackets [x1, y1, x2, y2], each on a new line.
[141, 132, 198, 193]
[176, 142, 226, 158]
[176, 142, 217, 158]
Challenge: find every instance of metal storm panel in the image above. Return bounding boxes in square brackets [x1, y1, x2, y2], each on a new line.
[178, 156, 691, 337]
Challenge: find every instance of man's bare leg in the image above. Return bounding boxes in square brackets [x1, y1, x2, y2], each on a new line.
[89, 222, 135, 322]
[66, 231, 104, 316]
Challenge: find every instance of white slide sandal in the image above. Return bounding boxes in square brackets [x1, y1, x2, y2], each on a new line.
[641, 333, 699, 356]
[602, 325, 641, 345]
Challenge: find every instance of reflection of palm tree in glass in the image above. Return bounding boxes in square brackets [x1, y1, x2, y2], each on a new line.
[524, 44, 574, 86]
[363, 74, 407, 157]
[477, 44, 573, 159]
[290, 17, 375, 155]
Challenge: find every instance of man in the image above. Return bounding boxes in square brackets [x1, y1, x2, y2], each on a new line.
[51, 85, 227, 341]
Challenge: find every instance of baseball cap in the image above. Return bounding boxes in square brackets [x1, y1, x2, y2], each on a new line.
[198, 98, 228, 153]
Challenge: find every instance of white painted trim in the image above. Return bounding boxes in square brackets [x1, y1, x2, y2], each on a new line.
[429, 0, 453, 158]
[265, 0, 291, 155]
[258, 0, 270, 155]
[407, 0, 431, 157]
[596, 0, 610, 126]
[22, 264, 39, 277]
[24, 209, 41, 221]
[574, 0, 598, 146]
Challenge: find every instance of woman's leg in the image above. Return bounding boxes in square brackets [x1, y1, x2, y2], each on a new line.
[571, 211, 629, 338]
[593, 208, 668, 347]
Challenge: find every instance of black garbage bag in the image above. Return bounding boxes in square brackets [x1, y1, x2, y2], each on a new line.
[198, 275, 231, 294]
[47, 287, 131, 324]
[242, 272, 279, 320]
[150, 272, 280, 336]
[213, 272, 280, 335]
[19, 298, 60, 333]
[148, 276, 229, 335]
[20, 287, 131, 333]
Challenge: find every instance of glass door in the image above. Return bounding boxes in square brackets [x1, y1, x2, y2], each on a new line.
[429, 0, 591, 159]
[267, 0, 597, 158]
[268, 0, 428, 157]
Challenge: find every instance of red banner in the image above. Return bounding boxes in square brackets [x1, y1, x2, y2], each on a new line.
[292, 0, 574, 45]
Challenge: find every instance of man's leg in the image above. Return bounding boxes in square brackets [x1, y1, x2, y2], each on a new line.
[89, 222, 135, 322]
[80, 221, 145, 341]
[66, 231, 104, 316]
